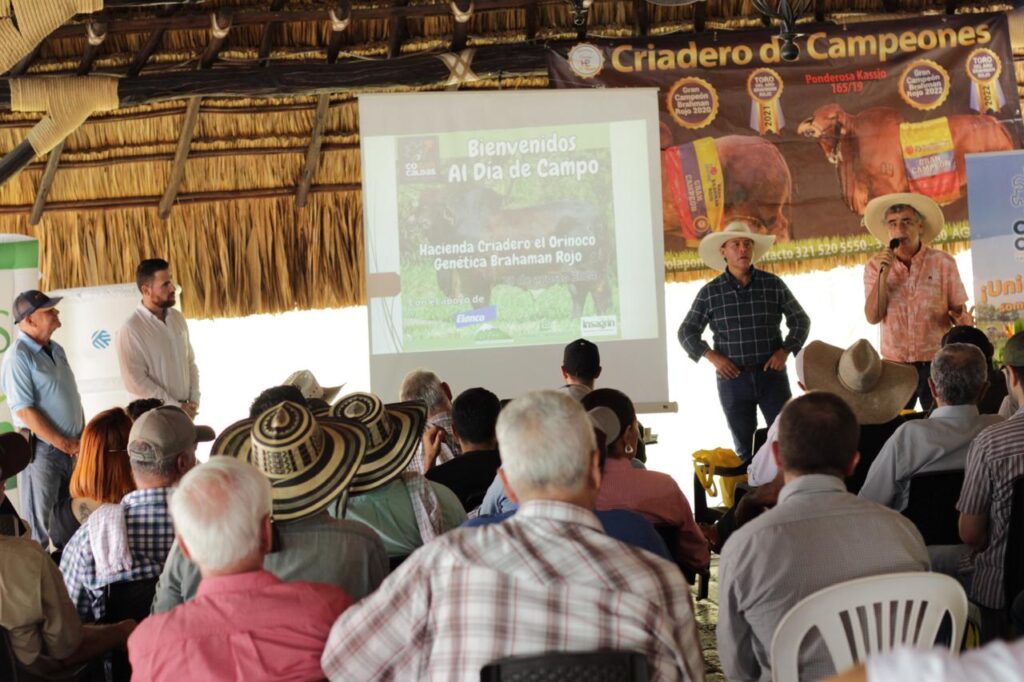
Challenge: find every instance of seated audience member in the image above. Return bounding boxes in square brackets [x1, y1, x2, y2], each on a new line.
[942, 326, 1007, 415]
[49, 408, 136, 551]
[825, 638, 1024, 682]
[329, 392, 466, 559]
[400, 369, 460, 472]
[321, 391, 705, 681]
[1, 432, 31, 536]
[464, 406, 672, 561]
[860, 344, 1001, 512]
[744, 339, 916, 508]
[249, 384, 307, 418]
[1, 529, 135, 679]
[425, 387, 502, 512]
[125, 398, 163, 421]
[583, 388, 709, 574]
[155, 400, 388, 612]
[718, 392, 928, 682]
[957, 331, 1024, 640]
[60, 406, 201, 621]
[130, 458, 353, 681]
[559, 338, 601, 401]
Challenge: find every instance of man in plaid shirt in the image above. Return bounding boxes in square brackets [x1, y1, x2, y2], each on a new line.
[322, 390, 705, 681]
[678, 223, 809, 461]
[60, 406, 200, 621]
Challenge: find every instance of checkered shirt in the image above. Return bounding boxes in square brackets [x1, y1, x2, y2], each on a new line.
[957, 410, 1024, 609]
[678, 266, 810, 367]
[59, 488, 176, 621]
[321, 500, 705, 681]
[407, 413, 461, 474]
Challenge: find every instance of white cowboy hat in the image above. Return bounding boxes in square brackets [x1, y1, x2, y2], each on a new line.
[697, 222, 775, 272]
[801, 339, 918, 425]
[862, 193, 945, 245]
[283, 370, 344, 404]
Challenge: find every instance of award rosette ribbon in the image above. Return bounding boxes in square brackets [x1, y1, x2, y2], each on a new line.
[898, 59, 950, 111]
[747, 68, 785, 134]
[965, 48, 1005, 114]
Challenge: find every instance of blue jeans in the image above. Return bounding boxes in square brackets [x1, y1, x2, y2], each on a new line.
[717, 366, 791, 461]
[19, 439, 74, 547]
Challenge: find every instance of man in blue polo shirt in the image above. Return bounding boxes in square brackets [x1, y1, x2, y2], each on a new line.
[0, 290, 84, 547]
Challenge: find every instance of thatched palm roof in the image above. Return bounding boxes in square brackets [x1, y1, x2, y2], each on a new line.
[0, 0, 1018, 318]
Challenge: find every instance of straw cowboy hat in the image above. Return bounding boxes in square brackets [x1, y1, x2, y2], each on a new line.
[211, 401, 368, 521]
[697, 221, 776, 272]
[283, 369, 345, 404]
[331, 392, 427, 494]
[862, 192, 945, 245]
[801, 339, 918, 425]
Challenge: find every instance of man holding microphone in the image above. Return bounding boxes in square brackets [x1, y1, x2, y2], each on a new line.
[863, 193, 973, 410]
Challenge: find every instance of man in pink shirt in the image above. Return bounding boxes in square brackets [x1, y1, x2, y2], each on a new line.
[583, 388, 710, 575]
[128, 457, 352, 681]
[863, 192, 972, 410]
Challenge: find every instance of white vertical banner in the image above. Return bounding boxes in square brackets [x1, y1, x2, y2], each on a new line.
[0, 235, 40, 435]
[49, 283, 141, 422]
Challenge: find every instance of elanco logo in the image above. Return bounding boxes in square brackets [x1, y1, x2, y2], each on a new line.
[92, 330, 112, 350]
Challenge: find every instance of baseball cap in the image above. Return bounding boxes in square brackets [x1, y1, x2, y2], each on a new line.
[0, 432, 31, 479]
[128, 405, 214, 463]
[13, 290, 62, 324]
[1002, 332, 1024, 367]
[563, 338, 600, 380]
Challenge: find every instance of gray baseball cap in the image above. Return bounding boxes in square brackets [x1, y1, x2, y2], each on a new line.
[128, 405, 214, 463]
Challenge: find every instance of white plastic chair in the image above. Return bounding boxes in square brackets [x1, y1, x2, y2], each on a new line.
[769, 572, 967, 682]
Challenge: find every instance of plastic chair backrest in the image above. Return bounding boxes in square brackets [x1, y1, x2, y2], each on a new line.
[480, 650, 649, 682]
[1005, 476, 1024, 611]
[901, 470, 965, 546]
[769, 572, 967, 682]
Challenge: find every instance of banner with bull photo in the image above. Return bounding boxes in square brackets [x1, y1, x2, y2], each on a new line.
[549, 12, 1023, 278]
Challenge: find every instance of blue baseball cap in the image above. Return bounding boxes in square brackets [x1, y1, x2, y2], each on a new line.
[13, 290, 62, 324]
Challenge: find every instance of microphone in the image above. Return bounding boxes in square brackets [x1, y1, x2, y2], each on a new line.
[880, 238, 900, 273]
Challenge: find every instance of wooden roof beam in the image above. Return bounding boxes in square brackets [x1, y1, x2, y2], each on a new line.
[126, 6, 179, 76]
[693, 1, 706, 33]
[159, 10, 233, 219]
[632, 0, 649, 37]
[8, 46, 43, 78]
[525, 0, 539, 40]
[28, 21, 109, 226]
[297, 3, 350, 208]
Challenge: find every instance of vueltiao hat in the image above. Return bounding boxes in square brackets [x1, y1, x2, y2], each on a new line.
[697, 221, 775, 272]
[331, 392, 427, 494]
[282, 370, 345, 404]
[863, 192, 945, 245]
[211, 401, 368, 521]
[801, 340, 918, 425]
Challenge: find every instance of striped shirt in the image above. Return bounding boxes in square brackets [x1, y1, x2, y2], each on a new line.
[678, 266, 809, 367]
[957, 409, 1024, 608]
[59, 488, 176, 621]
[321, 500, 705, 681]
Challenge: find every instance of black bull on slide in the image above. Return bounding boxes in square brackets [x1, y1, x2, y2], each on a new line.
[414, 185, 614, 319]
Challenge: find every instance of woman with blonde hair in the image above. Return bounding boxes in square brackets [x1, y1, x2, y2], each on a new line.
[49, 407, 135, 551]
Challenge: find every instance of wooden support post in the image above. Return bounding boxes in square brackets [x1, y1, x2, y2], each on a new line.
[814, 0, 826, 22]
[158, 11, 233, 219]
[693, 1, 706, 33]
[632, 0, 649, 37]
[451, 0, 473, 51]
[8, 46, 43, 78]
[296, 3, 348, 208]
[258, 0, 290, 65]
[389, 0, 410, 58]
[525, 0, 539, 41]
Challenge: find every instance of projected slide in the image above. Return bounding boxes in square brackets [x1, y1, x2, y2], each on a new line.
[396, 125, 620, 351]
[360, 90, 669, 407]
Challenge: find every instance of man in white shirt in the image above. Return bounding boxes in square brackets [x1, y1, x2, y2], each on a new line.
[116, 259, 200, 417]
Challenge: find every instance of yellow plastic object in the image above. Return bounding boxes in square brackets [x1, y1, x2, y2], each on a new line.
[693, 448, 747, 508]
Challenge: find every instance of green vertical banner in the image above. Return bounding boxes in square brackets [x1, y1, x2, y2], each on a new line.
[0, 236, 40, 490]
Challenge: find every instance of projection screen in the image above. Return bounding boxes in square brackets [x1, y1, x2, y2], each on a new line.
[360, 89, 671, 409]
